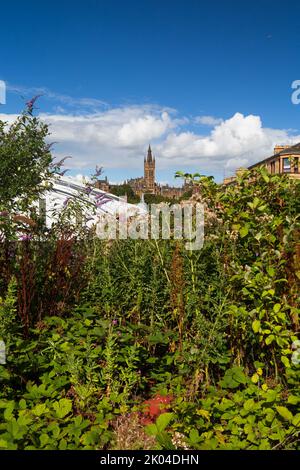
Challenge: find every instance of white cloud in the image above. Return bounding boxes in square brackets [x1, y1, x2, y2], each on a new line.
[7, 83, 108, 111]
[0, 113, 19, 124]
[195, 115, 223, 126]
[1, 104, 300, 178]
[35, 105, 177, 169]
[225, 157, 249, 169]
[158, 112, 300, 170]
[117, 111, 173, 146]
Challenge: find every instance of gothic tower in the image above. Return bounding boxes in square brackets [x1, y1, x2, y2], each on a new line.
[144, 144, 155, 193]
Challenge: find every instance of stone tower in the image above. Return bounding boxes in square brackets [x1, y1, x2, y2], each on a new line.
[144, 144, 155, 193]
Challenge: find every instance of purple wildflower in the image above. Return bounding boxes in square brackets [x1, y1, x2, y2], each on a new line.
[53, 156, 72, 168]
[0, 211, 9, 217]
[45, 142, 57, 152]
[85, 185, 93, 195]
[95, 194, 111, 208]
[94, 165, 102, 177]
[63, 197, 71, 207]
[96, 199, 110, 208]
[26, 94, 42, 114]
[20, 234, 32, 242]
[112, 319, 118, 325]
[95, 193, 105, 200]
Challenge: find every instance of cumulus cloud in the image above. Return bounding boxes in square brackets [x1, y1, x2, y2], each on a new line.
[158, 112, 300, 170]
[225, 157, 249, 169]
[117, 111, 173, 146]
[1, 102, 300, 179]
[32, 105, 178, 170]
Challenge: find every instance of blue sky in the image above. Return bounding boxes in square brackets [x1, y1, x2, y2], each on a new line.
[1, 0, 300, 183]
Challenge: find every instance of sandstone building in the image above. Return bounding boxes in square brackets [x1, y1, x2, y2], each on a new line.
[248, 143, 300, 178]
[223, 143, 300, 185]
[99, 145, 187, 199]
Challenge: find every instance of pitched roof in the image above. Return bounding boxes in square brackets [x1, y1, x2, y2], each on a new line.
[248, 142, 300, 169]
[277, 142, 300, 155]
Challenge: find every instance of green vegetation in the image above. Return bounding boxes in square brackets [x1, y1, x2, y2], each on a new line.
[109, 184, 140, 204]
[109, 185, 185, 204]
[0, 108, 299, 450]
[0, 109, 52, 210]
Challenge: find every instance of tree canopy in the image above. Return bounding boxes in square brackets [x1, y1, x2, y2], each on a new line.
[0, 109, 52, 210]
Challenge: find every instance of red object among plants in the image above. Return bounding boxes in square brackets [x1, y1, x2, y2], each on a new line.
[140, 394, 173, 425]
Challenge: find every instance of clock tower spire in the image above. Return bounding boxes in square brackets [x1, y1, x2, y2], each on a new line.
[144, 145, 155, 193]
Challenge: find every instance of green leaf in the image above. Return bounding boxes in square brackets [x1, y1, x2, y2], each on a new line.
[156, 413, 174, 433]
[32, 403, 48, 417]
[281, 356, 290, 368]
[265, 389, 278, 403]
[252, 197, 260, 209]
[18, 399, 26, 410]
[17, 413, 33, 427]
[189, 428, 200, 444]
[232, 367, 247, 384]
[244, 399, 255, 411]
[220, 367, 247, 389]
[0, 439, 8, 449]
[49, 423, 60, 438]
[254, 232, 262, 241]
[80, 430, 100, 446]
[197, 408, 210, 420]
[60, 342, 70, 352]
[53, 398, 72, 419]
[6, 418, 25, 439]
[156, 431, 175, 450]
[265, 335, 275, 345]
[40, 433, 49, 447]
[262, 173, 270, 183]
[239, 225, 249, 238]
[266, 267, 275, 277]
[4, 401, 15, 421]
[145, 423, 157, 436]
[273, 304, 281, 314]
[252, 320, 261, 333]
[275, 406, 293, 422]
[254, 361, 264, 369]
[292, 413, 300, 427]
[59, 438, 67, 450]
[287, 395, 300, 405]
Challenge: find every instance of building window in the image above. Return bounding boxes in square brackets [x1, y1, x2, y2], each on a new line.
[283, 157, 291, 173]
[294, 158, 299, 173]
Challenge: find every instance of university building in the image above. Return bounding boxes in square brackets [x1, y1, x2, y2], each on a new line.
[126, 145, 157, 195]
[97, 145, 187, 199]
